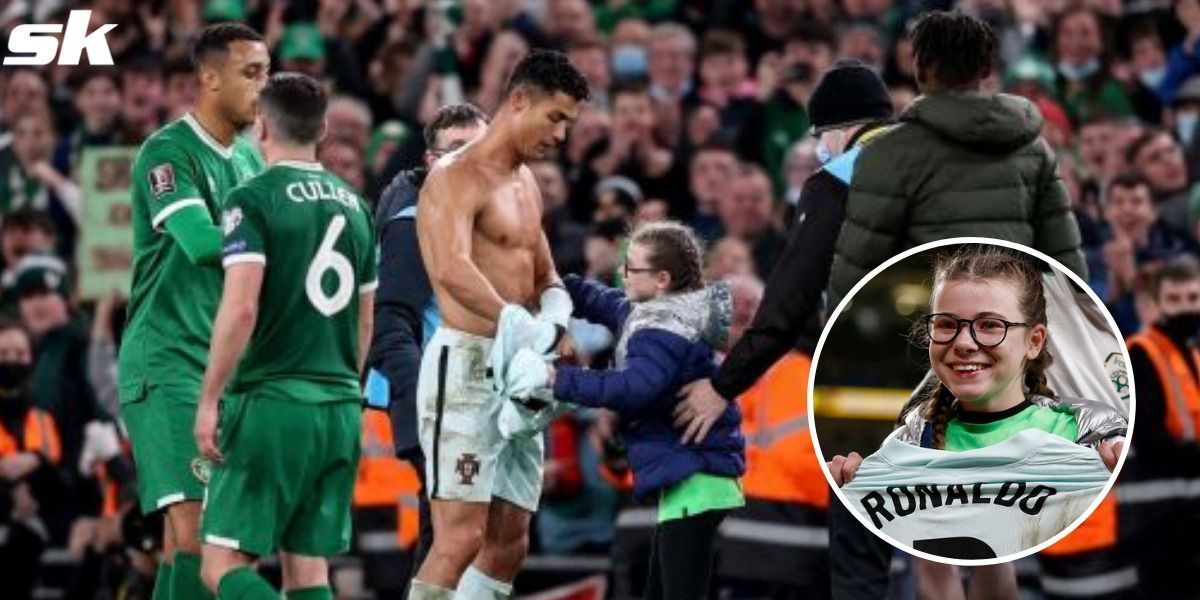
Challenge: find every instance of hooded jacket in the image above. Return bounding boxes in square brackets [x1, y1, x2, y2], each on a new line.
[553, 274, 745, 500]
[828, 92, 1086, 308]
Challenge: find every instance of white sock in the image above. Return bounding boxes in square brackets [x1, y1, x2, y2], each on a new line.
[408, 579, 455, 600]
[454, 566, 513, 600]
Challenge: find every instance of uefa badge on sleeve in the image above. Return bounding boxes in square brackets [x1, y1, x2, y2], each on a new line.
[148, 163, 175, 198]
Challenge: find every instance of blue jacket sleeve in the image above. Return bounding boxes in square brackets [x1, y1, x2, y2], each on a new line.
[1159, 39, 1200, 105]
[563, 273, 630, 333]
[367, 172, 432, 457]
[553, 329, 689, 414]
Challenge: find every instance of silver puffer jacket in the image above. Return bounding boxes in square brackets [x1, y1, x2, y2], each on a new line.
[613, 281, 733, 367]
[894, 395, 1128, 449]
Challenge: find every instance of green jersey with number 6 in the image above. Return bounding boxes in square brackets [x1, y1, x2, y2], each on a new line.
[221, 160, 377, 402]
[119, 114, 264, 399]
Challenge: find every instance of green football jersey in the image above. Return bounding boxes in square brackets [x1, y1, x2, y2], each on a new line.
[119, 114, 264, 399]
[220, 160, 377, 402]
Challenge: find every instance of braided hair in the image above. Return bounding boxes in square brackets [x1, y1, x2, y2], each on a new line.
[909, 245, 1055, 449]
[910, 10, 997, 90]
[630, 221, 706, 293]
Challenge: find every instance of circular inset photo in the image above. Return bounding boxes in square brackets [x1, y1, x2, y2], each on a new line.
[810, 238, 1133, 566]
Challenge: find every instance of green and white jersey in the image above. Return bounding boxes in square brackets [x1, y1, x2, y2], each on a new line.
[119, 114, 264, 399]
[841, 429, 1111, 560]
[221, 160, 377, 403]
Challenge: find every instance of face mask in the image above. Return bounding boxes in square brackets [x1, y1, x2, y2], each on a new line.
[1178, 111, 1200, 147]
[1139, 66, 1166, 90]
[0, 362, 30, 395]
[785, 186, 802, 206]
[1159, 312, 1200, 342]
[1057, 58, 1100, 82]
[815, 141, 833, 165]
[611, 45, 648, 79]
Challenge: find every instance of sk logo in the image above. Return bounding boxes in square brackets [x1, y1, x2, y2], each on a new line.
[456, 453, 481, 485]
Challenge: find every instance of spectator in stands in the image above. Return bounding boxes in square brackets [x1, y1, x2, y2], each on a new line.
[1125, 18, 1166, 124]
[1168, 77, 1200, 179]
[547, 0, 599, 46]
[1158, 0, 1200, 106]
[581, 79, 685, 215]
[584, 218, 627, 287]
[14, 259, 100, 474]
[53, 68, 127, 180]
[0, 68, 49, 145]
[592, 175, 643, 225]
[718, 164, 785, 278]
[566, 39, 612, 110]
[536, 411, 620, 555]
[647, 22, 697, 106]
[687, 140, 739, 240]
[0, 109, 79, 262]
[1049, 5, 1134, 122]
[119, 60, 165, 143]
[277, 22, 328, 79]
[1090, 173, 1194, 335]
[1128, 128, 1192, 236]
[696, 30, 760, 156]
[0, 318, 64, 600]
[163, 59, 198, 121]
[327, 95, 374, 152]
[0, 209, 55, 279]
[531, 159, 588, 276]
[838, 23, 887, 73]
[705, 236, 754, 281]
[319, 139, 367, 192]
[759, 55, 816, 196]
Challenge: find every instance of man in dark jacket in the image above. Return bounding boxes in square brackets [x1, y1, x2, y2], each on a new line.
[675, 59, 896, 599]
[365, 103, 487, 575]
[827, 10, 1087, 308]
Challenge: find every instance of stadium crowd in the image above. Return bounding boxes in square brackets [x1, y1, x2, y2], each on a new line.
[1, 0, 1200, 598]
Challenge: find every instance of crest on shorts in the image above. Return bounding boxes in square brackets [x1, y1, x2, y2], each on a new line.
[190, 457, 211, 484]
[456, 453, 480, 485]
[148, 163, 176, 198]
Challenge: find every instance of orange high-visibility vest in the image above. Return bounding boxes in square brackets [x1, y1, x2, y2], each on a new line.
[0, 407, 61, 464]
[354, 410, 421, 549]
[1126, 328, 1200, 442]
[1040, 490, 1117, 555]
[737, 352, 828, 508]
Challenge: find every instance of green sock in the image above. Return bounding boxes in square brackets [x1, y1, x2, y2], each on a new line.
[217, 566, 277, 600]
[152, 560, 173, 600]
[284, 586, 333, 600]
[171, 551, 214, 600]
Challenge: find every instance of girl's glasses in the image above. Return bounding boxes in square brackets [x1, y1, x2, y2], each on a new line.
[925, 313, 1028, 348]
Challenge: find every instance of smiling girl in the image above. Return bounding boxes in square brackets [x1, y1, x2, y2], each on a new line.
[830, 244, 1128, 484]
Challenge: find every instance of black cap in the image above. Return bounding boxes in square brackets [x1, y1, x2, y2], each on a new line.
[807, 60, 893, 134]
